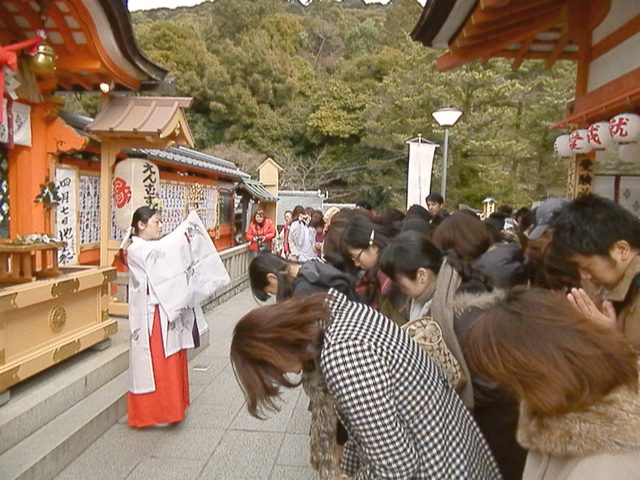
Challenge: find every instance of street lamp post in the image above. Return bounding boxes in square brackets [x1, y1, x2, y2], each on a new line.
[432, 107, 463, 200]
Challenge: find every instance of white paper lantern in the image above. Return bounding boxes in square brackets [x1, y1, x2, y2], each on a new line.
[619, 143, 640, 164]
[609, 113, 640, 143]
[569, 129, 593, 154]
[554, 134, 573, 157]
[113, 157, 161, 230]
[587, 121, 614, 150]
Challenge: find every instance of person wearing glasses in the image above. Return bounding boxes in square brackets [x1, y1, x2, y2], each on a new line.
[341, 212, 407, 326]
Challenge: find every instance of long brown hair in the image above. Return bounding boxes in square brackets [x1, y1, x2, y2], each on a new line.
[230, 293, 329, 418]
[432, 211, 493, 261]
[465, 287, 638, 417]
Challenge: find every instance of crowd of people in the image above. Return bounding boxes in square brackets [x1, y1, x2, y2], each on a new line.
[232, 193, 640, 479]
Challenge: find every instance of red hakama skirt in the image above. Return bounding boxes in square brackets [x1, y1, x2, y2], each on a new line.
[127, 306, 190, 428]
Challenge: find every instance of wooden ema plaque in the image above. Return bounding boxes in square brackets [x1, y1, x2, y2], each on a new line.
[0, 242, 65, 283]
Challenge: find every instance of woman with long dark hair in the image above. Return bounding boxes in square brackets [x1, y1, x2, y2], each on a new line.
[231, 292, 501, 479]
[248, 253, 354, 302]
[126, 205, 229, 428]
[380, 231, 526, 479]
[127, 205, 191, 428]
[466, 287, 640, 480]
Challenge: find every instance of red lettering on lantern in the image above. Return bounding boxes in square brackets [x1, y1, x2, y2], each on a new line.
[610, 117, 630, 138]
[113, 177, 132, 208]
[569, 131, 584, 150]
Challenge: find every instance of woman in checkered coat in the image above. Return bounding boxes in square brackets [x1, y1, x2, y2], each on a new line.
[231, 290, 501, 479]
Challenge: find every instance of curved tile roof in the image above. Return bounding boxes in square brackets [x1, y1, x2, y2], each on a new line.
[128, 147, 251, 180]
[235, 178, 278, 202]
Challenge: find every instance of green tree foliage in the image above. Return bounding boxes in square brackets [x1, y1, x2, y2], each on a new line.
[124, 0, 575, 209]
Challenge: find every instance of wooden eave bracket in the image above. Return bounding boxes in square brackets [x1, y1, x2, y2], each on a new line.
[46, 116, 89, 154]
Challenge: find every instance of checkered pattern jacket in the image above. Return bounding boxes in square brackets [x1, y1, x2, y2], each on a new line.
[320, 290, 501, 479]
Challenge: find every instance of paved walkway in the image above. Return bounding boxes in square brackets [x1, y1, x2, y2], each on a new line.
[55, 290, 318, 480]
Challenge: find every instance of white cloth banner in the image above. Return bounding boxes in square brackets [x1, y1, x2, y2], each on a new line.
[55, 166, 79, 265]
[0, 99, 31, 146]
[406, 140, 437, 210]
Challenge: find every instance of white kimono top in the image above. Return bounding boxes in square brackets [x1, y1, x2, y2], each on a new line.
[289, 220, 317, 262]
[127, 211, 230, 394]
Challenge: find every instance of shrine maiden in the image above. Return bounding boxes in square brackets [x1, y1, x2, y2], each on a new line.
[126, 205, 230, 428]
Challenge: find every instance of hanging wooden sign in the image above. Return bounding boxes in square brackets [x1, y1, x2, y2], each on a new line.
[55, 165, 79, 265]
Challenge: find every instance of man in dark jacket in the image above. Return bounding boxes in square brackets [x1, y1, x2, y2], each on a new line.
[426, 192, 450, 226]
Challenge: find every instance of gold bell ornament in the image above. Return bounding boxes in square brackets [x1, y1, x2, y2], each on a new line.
[29, 40, 56, 76]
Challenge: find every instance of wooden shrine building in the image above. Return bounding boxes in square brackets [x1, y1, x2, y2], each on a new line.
[412, 0, 640, 207]
[0, 0, 190, 401]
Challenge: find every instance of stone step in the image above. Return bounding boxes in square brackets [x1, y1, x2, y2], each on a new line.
[0, 370, 129, 480]
[0, 320, 210, 480]
[0, 321, 129, 457]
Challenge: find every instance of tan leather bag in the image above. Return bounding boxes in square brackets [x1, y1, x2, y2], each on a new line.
[402, 316, 466, 390]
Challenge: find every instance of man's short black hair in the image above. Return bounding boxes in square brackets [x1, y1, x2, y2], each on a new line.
[425, 193, 444, 205]
[486, 212, 507, 232]
[552, 194, 640, 257]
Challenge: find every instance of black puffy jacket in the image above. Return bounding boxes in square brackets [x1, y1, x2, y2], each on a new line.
[293, 260, 355, 300]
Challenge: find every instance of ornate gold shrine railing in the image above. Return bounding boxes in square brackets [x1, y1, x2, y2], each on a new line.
[0, 266, 116, 395]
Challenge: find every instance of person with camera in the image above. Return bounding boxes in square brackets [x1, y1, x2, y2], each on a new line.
[246, 207, 276, 258]
[289, 205, 317, 262]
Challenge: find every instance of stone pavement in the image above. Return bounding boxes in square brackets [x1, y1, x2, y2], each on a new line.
[54, 290, 319, 480]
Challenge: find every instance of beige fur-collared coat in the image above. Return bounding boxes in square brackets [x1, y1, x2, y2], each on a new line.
[518, 378, 640, 479]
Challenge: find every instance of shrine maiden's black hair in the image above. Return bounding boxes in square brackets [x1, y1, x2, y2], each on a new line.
[131, 206, 158, 236]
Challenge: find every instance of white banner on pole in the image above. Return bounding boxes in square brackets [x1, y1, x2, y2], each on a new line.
[406, 137, 438, 210]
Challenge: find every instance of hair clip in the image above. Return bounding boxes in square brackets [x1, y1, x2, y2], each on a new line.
[149, 198, 164, 211]
[369, 229, 375, 246]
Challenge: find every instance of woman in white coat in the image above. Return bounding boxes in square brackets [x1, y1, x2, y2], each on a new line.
[126, 205, 230, 429]
[288, 206, 317, 262]
[126, 205, 191, 428]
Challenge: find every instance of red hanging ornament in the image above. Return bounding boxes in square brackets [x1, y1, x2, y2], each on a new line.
[0, 36, 42, 123]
